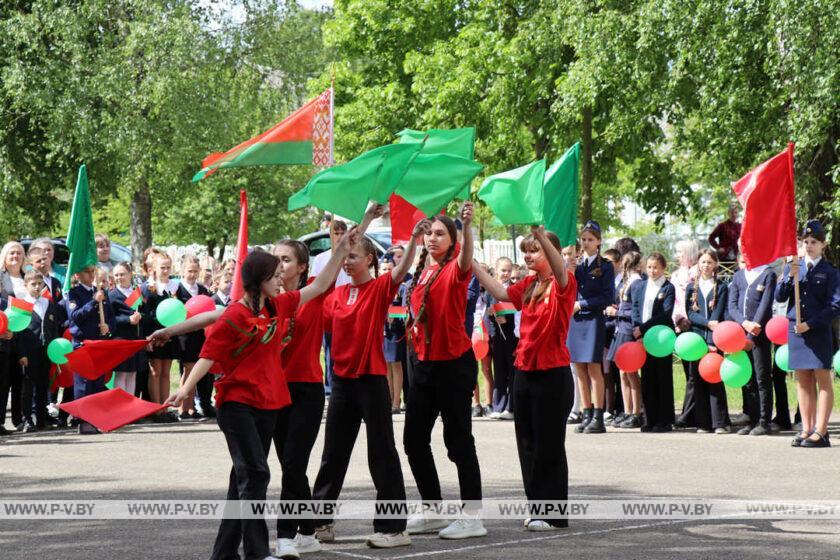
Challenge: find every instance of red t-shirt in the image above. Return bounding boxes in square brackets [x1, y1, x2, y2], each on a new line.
[323, 274, 398, 378]
[199, 291, 300, 409]
[507, 272, 576, 371]
[409, 258, 472, 362]
[282, 279, 332, 384]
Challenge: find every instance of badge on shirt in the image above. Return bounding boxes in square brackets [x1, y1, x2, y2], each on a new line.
[756, 284, 765, 292]
[347, 287, 359, 305]
[657, 292, 665, 300]
[69, 301, 77, 310]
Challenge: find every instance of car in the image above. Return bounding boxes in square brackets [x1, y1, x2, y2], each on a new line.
[297, 228, 393, 264]
[19, 237, 132, 285]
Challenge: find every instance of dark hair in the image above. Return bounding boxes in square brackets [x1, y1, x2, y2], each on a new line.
[407, 215, 458, 344]
[692, 249, 720, 312]
[578, 225, 604, 278]
[275, 239, 309, 342]
[330, 220, 348, 234]
[241, 249, 279, 316]
[113, 261, 133, 274]
[619, 251, 643, 300]
[358, 237, 379, 277]
[647, 252, 667, 268]
[603, 249, 620, 263]
[613, 237, 640, 257]
[520, 230, 562, 305]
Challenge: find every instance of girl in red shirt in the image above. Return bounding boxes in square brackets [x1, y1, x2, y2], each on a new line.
[163, 240, 351, 560]
[310, 220, 424, 550]
[472, 226, 577, 531]
[403, 202, 488, 540]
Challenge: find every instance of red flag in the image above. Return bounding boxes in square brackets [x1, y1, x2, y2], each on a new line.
[49, 363, 74, 391]
[732, 143, 797, 268]
[229, 189, 249, 302]
[41, 286, 53, 302]
[389, 194, 444, 245]
[66, 339, 148, 380]
[58, 388, 166, 432]
[9, 297, 34, 315]
[124, 287, 143, 310]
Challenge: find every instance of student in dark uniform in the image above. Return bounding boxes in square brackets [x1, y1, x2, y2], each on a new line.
[485, 257, 518, 420]
[727, 253, 777, 435]
[631, 253, 676, 432]
[175, 254, 211, 419]
[381, 255, 408, 414]
[685, 250, 729, 434]
[110, 262, 146, 397]
[15, 270, 62, 432]
[67, 265, 115, 434]
[776, 220, 840, 448]
[602, 248, 623, 420]
[568, 221, 614, 434]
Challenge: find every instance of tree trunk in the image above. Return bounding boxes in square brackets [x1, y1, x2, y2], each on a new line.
[216, 236, 228, 262]
[206, 239, 217, 263]
[580, 105, 594, 224]
[130, 184, 152, 269]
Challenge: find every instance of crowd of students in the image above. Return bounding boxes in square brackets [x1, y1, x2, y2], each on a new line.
[1, 208, 838, 559]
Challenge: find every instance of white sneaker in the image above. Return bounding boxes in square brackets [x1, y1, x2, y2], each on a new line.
[47, 403, 59, 418]
[292, 533, 321, 553]
[366, 531, 411, 548]
[274, 538, 300, 559]
[523, 517, 532, 527]
[406, 514, 449, 534]
[314, 523, 334, 543]
[526, 520, 560, 532]
[499, 411, 514, 420]
[488, 411, 502, 419]
[438, 519, 488, 539]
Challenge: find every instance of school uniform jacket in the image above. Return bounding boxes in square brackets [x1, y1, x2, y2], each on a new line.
[573, 257, 615, 318]
[66, 284, 116, 346]
[109, 287, 149, 341]
[14, 299, 63, 362]
[630, 279, 676, 333]
[726, 268, 776, 342]
[686, 281, 729, 344]
[775, 258, 840, 330]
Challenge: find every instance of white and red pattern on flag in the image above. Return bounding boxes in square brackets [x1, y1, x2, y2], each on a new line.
[311, 88, 333, 167]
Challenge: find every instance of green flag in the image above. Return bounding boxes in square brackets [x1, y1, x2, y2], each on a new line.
[398, 128, 477, 200]
[477, 159, 546, 226]
[63, 165, 98, 291]
[395, 154, 484, 217]
[288, 143, 422, 222]
[543, 142, 580, 245]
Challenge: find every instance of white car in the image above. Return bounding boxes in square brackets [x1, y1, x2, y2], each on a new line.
[297, 228, 394, 265]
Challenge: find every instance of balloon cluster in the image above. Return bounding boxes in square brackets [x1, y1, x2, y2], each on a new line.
[613, 316, 802, 388]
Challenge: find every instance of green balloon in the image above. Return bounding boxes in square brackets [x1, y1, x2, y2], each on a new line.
[156, 298, 187, 328]
[674, 332, 708, 361]
[6, 309, 31, 332]
[47, 338, 74, 365]
[642, 325, 676, 358]
[774, 344, 793, 373]
[721, 350, 752, 388]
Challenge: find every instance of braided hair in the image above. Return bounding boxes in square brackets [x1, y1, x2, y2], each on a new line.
[406, 215, 458, 344]
[691, 249, 719, 312]
[619, 251, 643, 301]
[519, 230, 562, 306]
[275, 240, 310, 342]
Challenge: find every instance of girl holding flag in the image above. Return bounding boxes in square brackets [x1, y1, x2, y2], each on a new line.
[403, 202, 488, 540]
[775, 220, 840, 448]
[109, 262, 145, 396]
[471, 226, 577, 530]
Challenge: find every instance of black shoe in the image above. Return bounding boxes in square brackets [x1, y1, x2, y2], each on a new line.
[619, 414, 642, 429]
[14, 422, 25, 432]
[575, 408, 593, 433]
[78, 422, 100, 435]
[23, 423, 38, 433]
[471, 405, 484, 418]
[640, 424, 655, 433]
[0, 426, 12, 436]
[584, 408, 606, 433]
[737, 425, 754, 436]
[567, 411, 583, 424]
[179, 412, 191, 420]
[652, 424, 672, 433]
[56, 418, 69, 429]
[673, 418, 688, 429]
[730, 413, 751, 427]
[611, 413, 627, 427]
[191, 411, 203, 419]
[800, 431, 831, 448]
[202, 407, 217, 419]
[749, 424, 769, 436]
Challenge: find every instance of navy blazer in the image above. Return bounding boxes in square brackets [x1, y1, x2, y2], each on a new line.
[631, 279, 676, 333]
[615, 277, 642, 336]
[109, 287, 151, 341]
[686, 280, 729, 344]
[211, 292, 230, 307]
[574, 256, 615, 318]
[775, 258, 840, 329]
[15, 300, 63, 359]
[66, 284, 115, 346]
[727, 268, 776, 340]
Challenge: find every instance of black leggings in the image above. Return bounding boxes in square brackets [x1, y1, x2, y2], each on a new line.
[404, 350, 481, 503]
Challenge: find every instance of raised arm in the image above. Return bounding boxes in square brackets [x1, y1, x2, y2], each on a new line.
[471, 261, 509, 302]
[300, 227, 357, 304]
[457, 201, 475, 273]
[532, 225, 568, 289]
[392, 219, 429, 283]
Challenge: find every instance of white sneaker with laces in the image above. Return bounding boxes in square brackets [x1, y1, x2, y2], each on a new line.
[526, 520, 560, 532]
[499, 411, 514, 420]
[406, 514, 449, 534]
[488, 411, 502, 419]
[274, 538, 300, 559]
[438, 519, 488, 539]
[292, 533, 321, 553]
[314, 523, 335, 542]
[366, 531, 411, 548]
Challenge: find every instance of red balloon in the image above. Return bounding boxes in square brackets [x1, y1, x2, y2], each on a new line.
[185, 295, 217, 318]
[615, 341, 647, 372]
[0, 311, 8, 337]
[712, 321, 746, 353]
[473, 340, 489, 361]
[766, 316, 789, 345]
[698, 352, 724, 383]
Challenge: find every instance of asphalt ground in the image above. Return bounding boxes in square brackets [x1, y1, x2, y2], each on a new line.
[2, 411, 839, 560]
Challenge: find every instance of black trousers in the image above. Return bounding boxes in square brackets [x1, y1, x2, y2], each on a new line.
[678, 359, 696, 426]
[743, 338, 772, 426]
[771, 348, 791, 428]
[514, 367, 574, 527]
[212, 402, 278, 560]
[0, 349, 9, 427]
[312, 375, 407, 533]
[20, 353, 50, 427]
[404, 349, 481, 503]
[686, 359, 728, 430]
[8, 350, 22, 426]
[640, 355, 675, 428]
[274, 382, 325, 538]
[196, 374, 216, 413]
[491, 326, 517, 413]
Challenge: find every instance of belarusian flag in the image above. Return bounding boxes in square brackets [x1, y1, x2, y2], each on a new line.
[124, 287, 143, 310]
[193, 88, 334, 182]
[492, 302, 517, 316]
[388, 306, 407, 319]
[8, 297, 34, 316]
[40, 286, 53, 302]
[64, 165, 98, 292]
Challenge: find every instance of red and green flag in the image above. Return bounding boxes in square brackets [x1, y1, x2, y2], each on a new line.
[40, 286, 52, 302]
[388, 306, 407, 319]
[193, 88, 334, 182]
[125, 287, 143, 310]
[9, 297, 33, 316]
[64, 165, 98, 292]
[492, 302, 517, 316]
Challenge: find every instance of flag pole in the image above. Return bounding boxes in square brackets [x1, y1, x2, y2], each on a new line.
[786, 142, 802, 329]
